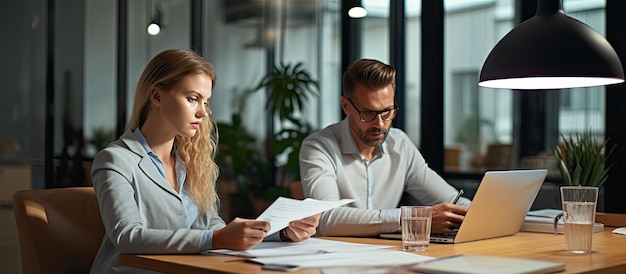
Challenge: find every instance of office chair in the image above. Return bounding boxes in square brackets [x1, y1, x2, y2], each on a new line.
[13, 187, 105, 274]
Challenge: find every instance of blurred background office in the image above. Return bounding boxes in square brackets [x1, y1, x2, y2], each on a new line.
[3, 0, 626, 214]
[1, 0, 626, 272]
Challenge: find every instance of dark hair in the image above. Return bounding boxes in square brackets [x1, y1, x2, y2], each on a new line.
[342, 59, 396, 97]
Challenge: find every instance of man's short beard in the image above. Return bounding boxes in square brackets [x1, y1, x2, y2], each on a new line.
[348, 115, 390, 147]
[360, 128, 388, 147]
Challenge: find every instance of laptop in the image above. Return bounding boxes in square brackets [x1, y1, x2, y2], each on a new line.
[381, 169, 548, 244]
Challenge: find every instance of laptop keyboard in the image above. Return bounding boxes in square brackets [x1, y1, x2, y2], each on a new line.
[433, 229, 459, 239]
[434, 232, 456, 239]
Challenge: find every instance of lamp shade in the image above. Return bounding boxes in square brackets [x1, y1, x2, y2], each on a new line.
[479, 0, 624, 90]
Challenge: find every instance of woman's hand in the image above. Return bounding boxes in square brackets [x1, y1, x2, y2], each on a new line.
[283, 213, 321, 242]
[212, 218, 270, 250]
[431, 203, 467, 234]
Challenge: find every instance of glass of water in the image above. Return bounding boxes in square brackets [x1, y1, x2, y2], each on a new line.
[401, 206, 432, 251]
[558, 186, 598, 254]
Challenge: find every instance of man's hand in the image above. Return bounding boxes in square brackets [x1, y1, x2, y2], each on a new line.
[431, 203, 467, 234]
[212, 218, 270, 250]
[284, 213, 321, 242]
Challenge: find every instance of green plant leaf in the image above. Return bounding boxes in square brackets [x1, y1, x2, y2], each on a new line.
[554, 132, 615, 187]
[219, 62, 320, 200]
[257, 62, 319, 121]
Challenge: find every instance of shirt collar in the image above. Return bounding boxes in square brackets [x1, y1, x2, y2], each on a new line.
[132, 128, 153, 155]
[132, 128, 179, 156]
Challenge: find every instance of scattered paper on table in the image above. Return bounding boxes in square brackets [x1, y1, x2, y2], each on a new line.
[207, 237, 392, 258]
[249, 249, 433, 268]
[612, 227, 626, 235]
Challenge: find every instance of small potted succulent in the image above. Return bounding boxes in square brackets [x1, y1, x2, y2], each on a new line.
[554, 132, 615, 187]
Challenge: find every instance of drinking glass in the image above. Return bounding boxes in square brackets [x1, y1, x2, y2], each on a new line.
[401, 206, 432, 251]
[558, 186, 598, 254]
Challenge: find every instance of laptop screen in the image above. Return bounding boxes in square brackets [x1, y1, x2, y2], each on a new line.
[381, 169, 548, 244]
[441, 169, 548, 243]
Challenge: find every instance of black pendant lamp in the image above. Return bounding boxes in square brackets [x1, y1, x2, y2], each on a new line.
[479, 0, 624, 90]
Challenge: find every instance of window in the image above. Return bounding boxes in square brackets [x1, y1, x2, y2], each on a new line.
[444, 0, 514, 172]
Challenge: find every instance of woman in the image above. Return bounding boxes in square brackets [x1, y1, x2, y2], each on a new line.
[89, 49, 319, 273]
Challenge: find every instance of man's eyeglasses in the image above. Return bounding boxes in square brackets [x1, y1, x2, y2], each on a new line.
[346, 97, 399, 123]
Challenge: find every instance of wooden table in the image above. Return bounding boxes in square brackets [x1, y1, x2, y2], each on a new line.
[120, 229, 626, 274]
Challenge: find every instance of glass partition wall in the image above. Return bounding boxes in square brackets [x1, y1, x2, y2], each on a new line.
[1, 0, 623, 212]
[442, 0, 608, 176]
[443, 0, 515, 173]
[0, 1, 48, 196]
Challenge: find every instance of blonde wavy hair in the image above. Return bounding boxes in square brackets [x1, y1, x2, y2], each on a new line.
[127, 49, 220, 213]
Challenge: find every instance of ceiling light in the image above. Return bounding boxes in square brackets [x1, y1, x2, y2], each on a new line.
[348, 7, 367, 18]
[147, 22, 160, 36]
[479, 0, 624, 90]
[146, 5, 163, 36]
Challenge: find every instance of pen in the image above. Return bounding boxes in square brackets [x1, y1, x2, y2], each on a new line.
[451, 189, 464, 204]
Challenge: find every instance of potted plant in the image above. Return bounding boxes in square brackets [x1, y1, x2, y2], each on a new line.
[216, 62, 318, 214]
[554, 132, 615, 187]
[216, 113, 270, 195]
[252, 62, 319, 189]
[216, 112, 282, 218]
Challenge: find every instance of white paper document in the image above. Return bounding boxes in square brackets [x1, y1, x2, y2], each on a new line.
[207, 237, 392, 258]
[613, 227, 626, 235]
[256, 197, 356, 235]
[249, 249, 434, 268]
[207, 236, 430, 269]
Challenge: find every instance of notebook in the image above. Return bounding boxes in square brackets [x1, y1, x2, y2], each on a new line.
[521, 208, 604, 234]
[381, 169, 548, 244]
[409, 254, 565, 274]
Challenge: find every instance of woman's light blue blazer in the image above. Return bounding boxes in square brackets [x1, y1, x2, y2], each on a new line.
[89, 130, 226, 274]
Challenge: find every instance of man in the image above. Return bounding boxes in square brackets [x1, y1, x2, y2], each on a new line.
[299, 58, 470, 237]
